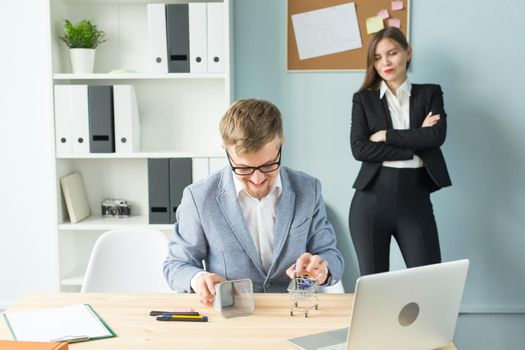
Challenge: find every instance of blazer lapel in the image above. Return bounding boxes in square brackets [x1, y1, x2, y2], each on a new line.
[270, 168, 295, 271]
[380, 93, 394, 129]
[216, 169, 265, 274]
[409, 84, 418, 128]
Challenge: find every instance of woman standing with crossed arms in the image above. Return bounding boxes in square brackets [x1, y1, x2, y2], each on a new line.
[349, 27, 451, 275]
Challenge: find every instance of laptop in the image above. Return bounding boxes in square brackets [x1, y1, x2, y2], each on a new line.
[288, 259, 469, 350]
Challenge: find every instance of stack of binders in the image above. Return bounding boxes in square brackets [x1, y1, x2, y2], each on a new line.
[54, 85, 140, 154]
[148, 158, 193, 224]
[147, 2, 225, 74]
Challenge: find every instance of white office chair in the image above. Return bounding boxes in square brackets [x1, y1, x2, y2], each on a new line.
[318, 279, 345, 293]
[81, 228, 172, 292]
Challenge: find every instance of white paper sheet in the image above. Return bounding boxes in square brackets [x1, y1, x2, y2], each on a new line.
[291, 3, 362, 60]
[3, 304, 113, 342]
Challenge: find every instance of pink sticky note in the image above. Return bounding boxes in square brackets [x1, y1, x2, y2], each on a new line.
[392, 0, 404, 11]
[377, 9, 390, 20]
[388, 18, 401, 28]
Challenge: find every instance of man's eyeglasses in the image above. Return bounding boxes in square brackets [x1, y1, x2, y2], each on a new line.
[226, 146, 282, 176]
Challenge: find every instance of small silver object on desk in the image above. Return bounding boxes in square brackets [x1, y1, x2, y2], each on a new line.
[51, 335, 90, 343]
[287, 275, 319, 317]
[213, 279, 254, 318]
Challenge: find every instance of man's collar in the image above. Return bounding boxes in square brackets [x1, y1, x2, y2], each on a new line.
[380, 79, 412, 99]
[233, 172, 282, 200]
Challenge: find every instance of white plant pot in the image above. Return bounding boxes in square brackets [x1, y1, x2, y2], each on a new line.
[70, 48, 95, 74]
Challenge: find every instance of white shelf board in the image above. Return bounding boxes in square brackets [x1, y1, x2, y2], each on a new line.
[60, 0, 211, 4]
[59, 215, 173, 231]
[56, 151, 225, 159]
[53, 73, 225, 80]
[60, 266, 86, 286]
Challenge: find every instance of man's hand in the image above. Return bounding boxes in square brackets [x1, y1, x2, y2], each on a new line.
[194, 272, 225, 306]
[286, 252, 329, 285]
[369, 130, 386, 142]
[421, 112, 440, 127]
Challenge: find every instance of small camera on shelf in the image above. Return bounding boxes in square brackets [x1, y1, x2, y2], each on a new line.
[101, 199, 130, 218]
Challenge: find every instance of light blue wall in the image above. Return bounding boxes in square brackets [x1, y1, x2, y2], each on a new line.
[234, 0, 525, 347]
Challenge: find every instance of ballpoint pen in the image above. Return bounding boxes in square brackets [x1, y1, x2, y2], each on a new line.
[159, 315, 205, 319]
[156, 315, 208, 322]
[149, 311, 200, 316]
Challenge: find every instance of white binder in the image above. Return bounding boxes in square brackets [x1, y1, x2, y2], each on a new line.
[113, 85, 140, 153]
[71, 85, 90, 154]
[192, 157, 210, 183]
[207, 3, 225, 73]
[53, 85, 73, 154]
[147, 4, 169, 73]
[189, 3, 207, 73]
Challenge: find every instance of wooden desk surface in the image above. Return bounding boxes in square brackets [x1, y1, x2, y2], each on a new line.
[0, 293, 456, 350]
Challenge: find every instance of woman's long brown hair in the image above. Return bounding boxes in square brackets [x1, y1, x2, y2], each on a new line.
[360, 27, 411, 91]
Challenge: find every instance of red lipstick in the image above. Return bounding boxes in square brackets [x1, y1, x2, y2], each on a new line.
[384, 69, 394, 74]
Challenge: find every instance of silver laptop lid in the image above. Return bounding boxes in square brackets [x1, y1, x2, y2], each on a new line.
[346, 259, 469, 350]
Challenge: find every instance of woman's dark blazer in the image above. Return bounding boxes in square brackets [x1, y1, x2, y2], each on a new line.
[350, 83, 451, 192]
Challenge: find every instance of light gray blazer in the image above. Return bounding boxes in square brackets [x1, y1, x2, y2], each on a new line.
[163, 166, 344, 293]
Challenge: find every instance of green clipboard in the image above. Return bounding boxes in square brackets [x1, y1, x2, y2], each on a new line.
[3, 304, 116, 343]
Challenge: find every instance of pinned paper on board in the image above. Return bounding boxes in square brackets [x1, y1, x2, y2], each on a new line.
[388, 18, 401, 28]
[377, 9, 390, 20]
[366, 16, 384, 34]
[291, 2, 362, 60]
[287, 0, 410, 71]
[392, 0, 404, 11]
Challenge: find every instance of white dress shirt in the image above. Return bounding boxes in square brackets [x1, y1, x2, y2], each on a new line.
[381, 79, 424, 168]
[190, 172, 282, 292]
[233, 173, 282, 272]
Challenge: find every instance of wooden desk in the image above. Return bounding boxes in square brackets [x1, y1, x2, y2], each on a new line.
[0, 293, 456, 350]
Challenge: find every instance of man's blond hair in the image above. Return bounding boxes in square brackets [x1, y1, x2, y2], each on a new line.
[219, 99, 283, 155]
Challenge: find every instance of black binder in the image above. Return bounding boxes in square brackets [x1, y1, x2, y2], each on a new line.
[148, 158, 170, 224]
[88, 85, 115, 153]
[166, 4, 190, 73]
[169, 158, 193, 224]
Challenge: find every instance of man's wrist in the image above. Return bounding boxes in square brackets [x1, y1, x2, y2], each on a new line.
[321, 267, 332, 286]
[317, 267, 331, 286]
[190, 271, 206, 293]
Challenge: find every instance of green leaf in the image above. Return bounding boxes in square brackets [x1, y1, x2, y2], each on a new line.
[59, 19, 106, 49]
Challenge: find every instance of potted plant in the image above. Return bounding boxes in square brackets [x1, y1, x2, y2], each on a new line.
[59, 19, 106, 74]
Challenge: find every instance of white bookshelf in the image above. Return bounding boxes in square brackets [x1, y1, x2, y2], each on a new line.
[60, 266, 86, 287]
[58, 215, 173, 230]
[49, 0, 233, 290]
[56, 151, 225, 159]
[54, 73, 225, 80]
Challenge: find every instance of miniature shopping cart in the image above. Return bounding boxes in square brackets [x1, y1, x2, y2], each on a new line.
[287, 275, 319, 317]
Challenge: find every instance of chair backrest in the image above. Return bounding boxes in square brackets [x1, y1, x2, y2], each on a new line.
[318, 279, 345, 293]
[81, 228, 172, 292]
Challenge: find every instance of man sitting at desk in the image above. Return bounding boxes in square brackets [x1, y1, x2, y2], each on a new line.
[163, 99, 344, 306]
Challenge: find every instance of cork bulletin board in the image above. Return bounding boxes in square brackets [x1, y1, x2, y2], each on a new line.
[287, 0, 410, 71]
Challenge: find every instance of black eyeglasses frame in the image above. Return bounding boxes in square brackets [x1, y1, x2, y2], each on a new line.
[226, 146, 282, 176]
